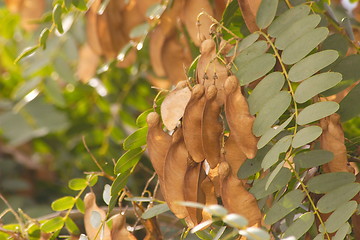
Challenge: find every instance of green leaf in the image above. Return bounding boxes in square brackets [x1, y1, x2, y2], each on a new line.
[204, 205, 228, 217]
[275, 14, 321, 50]
[264, 189, 305, 225]
[294, 72, 342, 103]
[44, 78, 66, 107]
[332, 54, 360, 82]
[114, 148, 144, 174]
[76, 198, 85, 214]
[253, 91, 291, 137]
[239, 227, 270, 240]
[64, 0, 72, 9]
[257, 115, 293, 149]
[65, 217, 80, 235]
[282, 27, 329, 65]
[39, 28, 50, 50]
[292, 126, 322, 148]
[40, 217, 65, 233]
[268, 5, 310, 37]
[262, 135, 292, 170]
[87, 175, 98, 187]
[297, 101, 339, 125]
[250, 167, 292, 200]
[248, 72, 285, 115]
[321, 34, 348, 57]
[222, 213, 248, 228]
[136, 109, 152, 127]
[125, 197, 154, 202]
[338, 83, 360, 122]
[53, 4, 64, 34]
[265, 161, 283, 190]
[307, 172, 355, 194]
[294, 150, 334, 169]
[129, 22, 150, 39]
[238, 145, 271, 179]
[283, 212, 315, 239]
[332, 222, 351, 240]
[146, 3, 166, 19]
[234, 41, 268, 65]
[236, 53, 276, 86]
[51, 196, 75, 211]
[15, 45, 39, 63]
[13, 77, 42, 100]
[123, 127, 148, 150]
[111, 171, 131, 196]
[117, 42, 134, 62]
[341, 17, 355, 41]
[288, 50, 339, 82]
[141, 203, 170, 219]
[324, 201, 357, 233]
[68, 178, 87, 190]
[236, 33, 260, 54]
[256, 0, 278, 29]
[72, 0, 87, 10]
[317, 183, 360, 213]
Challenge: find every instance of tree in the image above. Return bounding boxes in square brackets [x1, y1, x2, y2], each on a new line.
[0, 0, 360, 239]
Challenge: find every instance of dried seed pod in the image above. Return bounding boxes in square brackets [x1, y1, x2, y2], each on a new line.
[218, 161, 262, 226]
[237, 0, 261, 33]
[207, 163, 221, 197]
[224, 76, 258, 159]
[84, 192, 111, 240]
[183, 84, 206, 163]
[77, 44, 100, 83]
[160, 81, 191, 131]
[202, 85, 223, 169]
[200, 176, 218, 221]
[146, 112, 172, 183]
[109, 214, 137, 240]
[224, 135, 247, 177]
[163, 128, 190, 219]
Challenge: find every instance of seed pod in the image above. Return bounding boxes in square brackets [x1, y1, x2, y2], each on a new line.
[207, 163, 221, 197]
[202, 85, 223, 169]
[146, 112, 172, 184]
[237, 0, 261, 33]
[224, 76, 258, 159]
[84, 192, 111, 240]
[224, 135, 247, 177]
[218, 161, 262, 226]
[163, 128, 190, 219]
[200, 176, 218, 221]
[109, 214, 137, 240]
[183, 84, 207, 163]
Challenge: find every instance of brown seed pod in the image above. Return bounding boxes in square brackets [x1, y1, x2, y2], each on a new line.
[218, 161, 262, 226]
[224, 76, 258, 159]
[202, 85, 223, 169]
[84, 192, 111, 240]
[183, 84, 207, 163]
[224, 134, 247, 177]
[77, 44, 100, 83]
[200, 176, 218, 221]
[146, 112, 172, 184]
[207, 163, 221, 197]
[109, 214, 137, 240]
[237, 0, 261, 33]
[163, 128, 190, 219]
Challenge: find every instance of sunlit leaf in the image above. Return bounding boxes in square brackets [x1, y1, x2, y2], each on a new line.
[293, 150, 334, 169]
[68, 178, 87, 191]
[72, 0, 87, 10]
[40, 217, 64, 233]
[136, 109, 152, 127]
[111, 171, 131, 196]
[65, 217, 80, 235]
[222, 213, 248, 228]
[297, 101, 339, 125]
[76, 198, 85, 214]
[283, 212, 315, 239]
[146, 3, 166, 19]
[51, 196, 75, 211]
[39, 28, 50, 49]
[129, 22, 150, 39]
[123, 127, 148, 150]
[307, 172, 355, 194]
[114, 148, 144, 174]
[239, 227, 271, 240]
[141, 203, 170, 219]
[14, 45, 39, 63]
[53, 4, 64, 34]
[256, 0, 278, 29]
[324, 201, 357, 233]
[204, 205, 228, 217]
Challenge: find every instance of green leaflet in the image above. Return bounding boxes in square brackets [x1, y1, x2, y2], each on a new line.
[111, 170, 131, 196]
[264, 189, 305, 225]
[338, 83, 360, 122]
[248, 72, 285, 115]
[236, 54, 276, 86]
[261, 135, 292, 170]
[294, 72, 342, 103]
[142, 203, 170, 219]
[282, 27, 329, 65]
[297, 101, 339, 125]
[252, 91, 291, 137]
[236, 33, 260, 54]
[249, 167, 292, 200]
[275, 14, 321, 50]
[293, 150, 334, 169]
[283, 212, 315, 239]
[114, 148, 144, 174]
[317, 182, 360, 214]
[268, 5, 310, 37]
[292, 126, 322, 148]
[256, 0, 278, 29]
[324, 201, 357, 233]
[288, 50, 339, 82]
[234, 41, 268, 66]
[123, 126, 148, 150]
[41, 217, 65, 233]
[238, 145, 271, 179]
[257, 115, 293, 149]
[265, 161, 283, 190]
[332, 222, 351, 240]
[51, 196, 75, 211]
[321, 33, 348, 57]
[307, 172, 355, 194]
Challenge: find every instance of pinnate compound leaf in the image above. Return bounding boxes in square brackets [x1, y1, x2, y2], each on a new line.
[141, 203, 170, 219]
[332, 222, 351, 240]
[250, 167, 292, 200]
[294, 72, 342, 103]
[288, 50, 339, 82]
[262, 135, 292, 171]
[317, 183, 360, 214]
[114, 148, 144, 174]
[293, 150, 334, 169]
[51, 196, 75, 211]
[264, 189, 305, 225]
[236, 54, 276, 86]
[292, 126, 322, 148]
[257, 115, 293, 149]
[68, 178, 87, 190]
[268, 4, 310, 37]
[248, 72, 285, 115]
[41, 217, 65, 233]
[282, 27, 329, 65]
[123, 127, 148, 150]
[256, 0, 278, 29]
[324, 201, 357, 233]
[307, 172, 355, 194]
[297, 101, 339, 125]
[275, 14, 321, 50]
[283, 212, 315, 239]
[253, 91, 291, 137]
